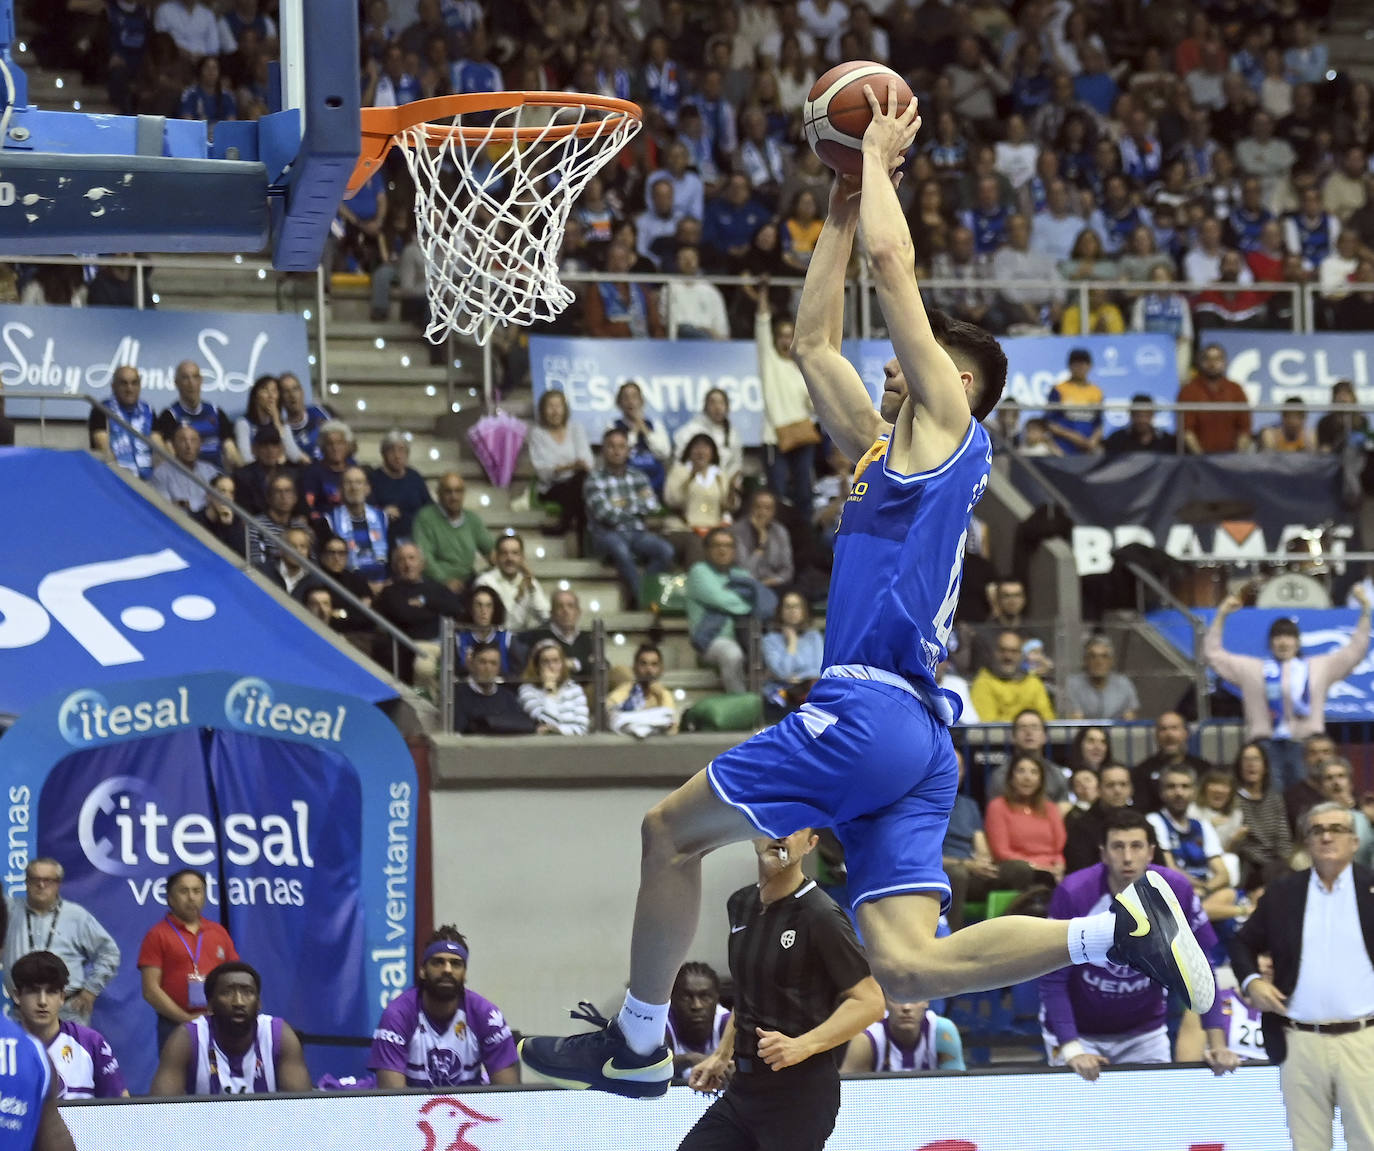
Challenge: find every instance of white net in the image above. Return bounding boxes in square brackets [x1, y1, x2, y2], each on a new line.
[395, 97, 640, 347]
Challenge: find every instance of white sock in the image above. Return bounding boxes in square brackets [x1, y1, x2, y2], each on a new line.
[1067, 912, 1117, 966]
[617, 993, 669, 1056]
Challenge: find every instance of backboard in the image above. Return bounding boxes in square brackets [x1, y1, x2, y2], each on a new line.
[0, 0, 358, 270]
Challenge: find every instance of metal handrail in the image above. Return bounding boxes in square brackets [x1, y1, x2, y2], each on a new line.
[1119, 559, 1211, 723]
[2, 388, 422, 672]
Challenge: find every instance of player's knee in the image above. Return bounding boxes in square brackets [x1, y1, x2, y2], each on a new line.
[640, 801, 685, 864]
[870, 959, 936, 1003]
[641, 797, 708, 868]
[868, 940, 943, 1002]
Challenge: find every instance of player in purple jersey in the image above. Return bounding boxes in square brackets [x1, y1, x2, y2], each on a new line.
[519, 84, 1215, 1101]
[1040, 810, 1240, 1080]
[10, 953, 127, 1099]
[369, 927, 519, 1089]
[149, 962, 312, 1096]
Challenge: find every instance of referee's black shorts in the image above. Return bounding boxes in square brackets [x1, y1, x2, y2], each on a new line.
[676, 1057, 840, 1151]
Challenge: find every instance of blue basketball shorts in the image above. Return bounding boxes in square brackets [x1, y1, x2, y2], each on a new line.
[706, 676, 958, 911]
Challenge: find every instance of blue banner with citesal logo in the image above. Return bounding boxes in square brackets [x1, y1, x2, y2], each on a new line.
[0, 303, 313, 420]
[530, 332, 1180, 446]
[0, 671, 417, 1093]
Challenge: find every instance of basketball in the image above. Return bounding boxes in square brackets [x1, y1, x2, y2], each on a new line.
[802, 61, 914, 175]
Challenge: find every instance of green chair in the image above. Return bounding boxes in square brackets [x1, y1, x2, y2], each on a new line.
[528, 477, 563, 518]
[985, 889, 1021, 918]
[681, 693, 763, 732]
[640, 571, 688, 616]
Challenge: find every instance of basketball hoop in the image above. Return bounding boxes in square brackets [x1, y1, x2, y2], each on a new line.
[351, 92, 641, 347]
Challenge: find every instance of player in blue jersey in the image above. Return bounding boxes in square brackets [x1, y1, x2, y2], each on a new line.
[0, 903, 76, 1151]
[520, 83, 1215, 1101]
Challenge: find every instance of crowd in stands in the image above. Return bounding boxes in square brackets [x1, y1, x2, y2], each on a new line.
[24, 0, 1374, 1105]
[32, 0, 1374, 334]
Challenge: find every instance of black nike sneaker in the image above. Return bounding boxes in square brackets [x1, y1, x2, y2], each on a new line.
[1108, 871, 1216, 1013]
[518, 1002, 673, 1099]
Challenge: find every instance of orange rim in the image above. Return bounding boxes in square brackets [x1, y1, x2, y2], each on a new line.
[348, 91, 642, 195]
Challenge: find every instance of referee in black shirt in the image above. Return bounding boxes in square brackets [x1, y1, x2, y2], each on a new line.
[681, 828, 884, 1150]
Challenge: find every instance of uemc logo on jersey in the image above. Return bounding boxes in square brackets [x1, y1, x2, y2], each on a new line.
[0, 549, 216, 667]
[223, 677, 349, 742]
[77, 774, 315, 905]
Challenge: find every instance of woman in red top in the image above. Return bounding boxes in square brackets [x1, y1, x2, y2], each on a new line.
[984, 755, 1067, 885]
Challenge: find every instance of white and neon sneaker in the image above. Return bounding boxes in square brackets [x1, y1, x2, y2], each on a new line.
[518, 1002, 672, 1099]
[1109, 871, 1216, 1013]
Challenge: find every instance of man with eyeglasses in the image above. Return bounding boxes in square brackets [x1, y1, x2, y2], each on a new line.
[3, 859, 121, 1025]
[1230, 801, 1374, 1151]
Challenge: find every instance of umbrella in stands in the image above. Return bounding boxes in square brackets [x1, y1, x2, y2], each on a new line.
[467, 409, 528, 488]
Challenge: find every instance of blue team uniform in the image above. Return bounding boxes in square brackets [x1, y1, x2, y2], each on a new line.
[709, 420, 992, 909]
[0, 1015, 53, 1150]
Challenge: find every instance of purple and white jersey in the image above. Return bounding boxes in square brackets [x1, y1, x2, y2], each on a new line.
[369, 986, 517, 1088]
[665, 1004, 730, 1058]
[1041, 864, 1224, 1042]
[186, 1015, 284, 1095]
[47, 1021, 126, 1099]
[862, 1012, 940, 1071]
[1220, 989, 1267, 1062]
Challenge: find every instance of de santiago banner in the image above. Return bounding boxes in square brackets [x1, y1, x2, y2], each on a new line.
[1010, 453, 1348, 576]
[530, 333, 1179, 448]
[0, 304, 313, 420]
[0, 671, 418, 1093]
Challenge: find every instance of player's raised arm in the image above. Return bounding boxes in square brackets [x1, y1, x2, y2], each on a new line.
[790, 177, 888, 463]
[858, 83, 971, 446]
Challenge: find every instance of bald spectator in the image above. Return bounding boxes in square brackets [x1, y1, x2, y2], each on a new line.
[411, 472, 495, 595]
[1131, 712, 1214, 813]
[375, 542, 468, 691]
[89, 365, 155, 480]
[969, 630, 1055, 722]
[325, 466, 390, 585]
[1178, 344, 1253, 454]
[153, 360, 241, 469]
[519, 589, 593, 679]
[151, 425, 219, 513]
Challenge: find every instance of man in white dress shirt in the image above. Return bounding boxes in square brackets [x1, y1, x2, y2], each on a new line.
[1230, 801, 1374, 1151]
